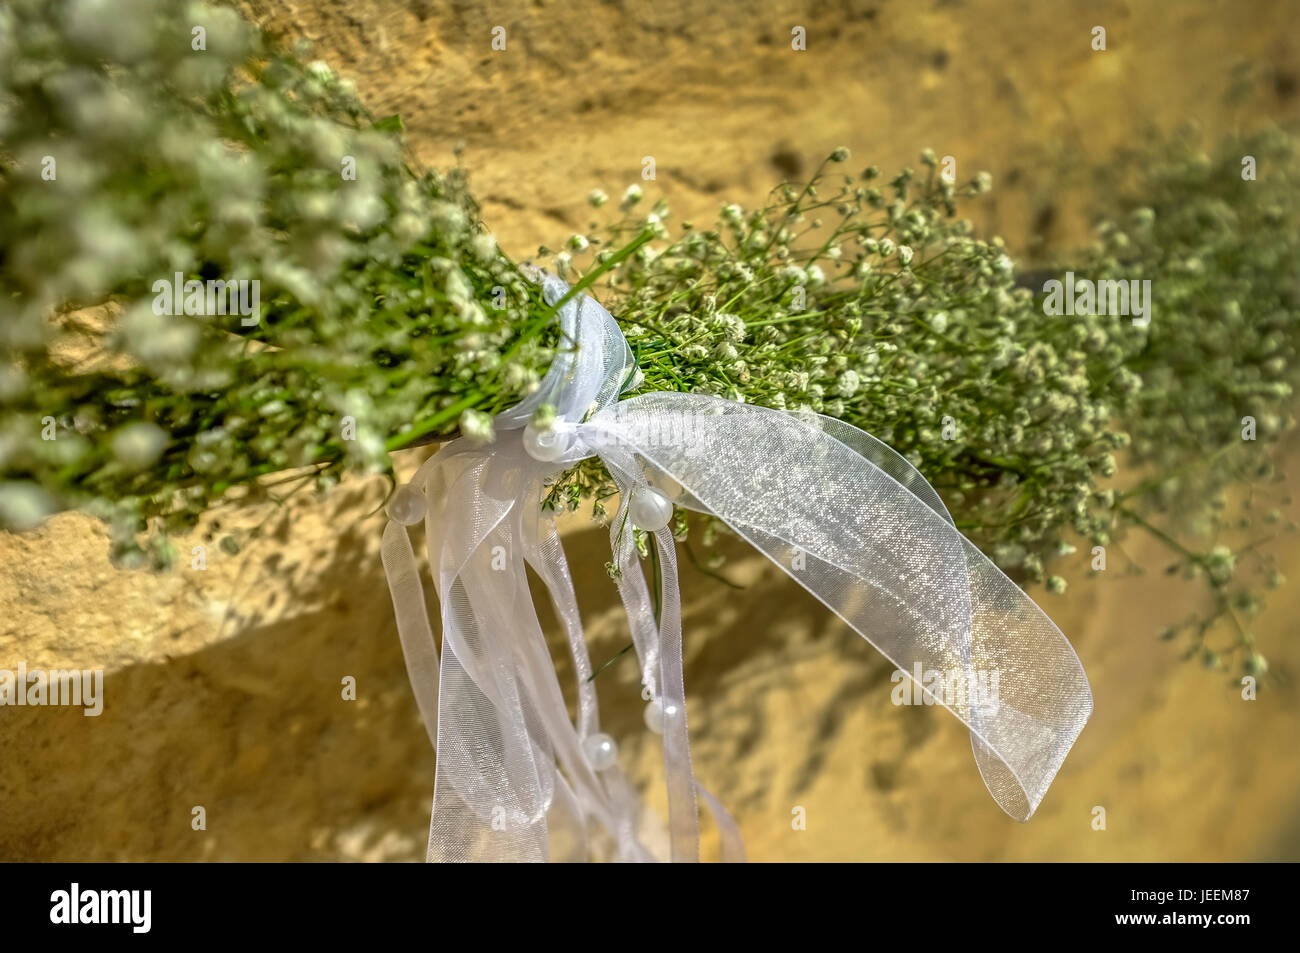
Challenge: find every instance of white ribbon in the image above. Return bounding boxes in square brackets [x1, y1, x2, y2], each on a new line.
[382, 270, 1093, 862]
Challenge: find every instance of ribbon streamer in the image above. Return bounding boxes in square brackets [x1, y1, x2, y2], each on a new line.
[382, 270, 1092, 862]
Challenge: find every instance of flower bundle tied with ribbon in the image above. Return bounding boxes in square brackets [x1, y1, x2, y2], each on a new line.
[382, 269, 1093, 863]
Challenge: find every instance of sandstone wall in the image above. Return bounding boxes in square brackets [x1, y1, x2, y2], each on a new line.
[2, 0, 1298, 861]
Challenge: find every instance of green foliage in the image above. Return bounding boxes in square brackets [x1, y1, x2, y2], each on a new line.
[0, 2, 1295, 676]
[1078, 125, 1299, 671]
[553, 130, 1298, 676]
[557, 154, 1126, 574]
[0, 0, 554, 561]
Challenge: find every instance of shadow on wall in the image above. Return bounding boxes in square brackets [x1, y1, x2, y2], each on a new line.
[0, 499, 913, 861]
[0, 511, 429, 861]
[3, 479, 1300, 861]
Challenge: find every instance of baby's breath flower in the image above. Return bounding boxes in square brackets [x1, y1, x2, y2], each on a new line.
[1206, 545, 1236, 585]
[835, 369, 861, 398]
[0, 482, 57, 532]
[712, 312, 747, 343]
[111, 423, 169, 470]
[502, 363, 537, 393]
[470, 232, 498, 262]
[429, 201, 467, 238]
[459, 409, 495, 445]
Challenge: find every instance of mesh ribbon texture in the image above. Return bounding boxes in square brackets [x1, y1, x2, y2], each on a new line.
[382, 271, 1093, 862]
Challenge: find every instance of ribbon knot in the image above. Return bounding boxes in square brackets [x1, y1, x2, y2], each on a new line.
[382, 270, 1092, 862]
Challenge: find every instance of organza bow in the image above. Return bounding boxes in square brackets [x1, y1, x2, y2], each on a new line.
[382, 270, 1093, 863]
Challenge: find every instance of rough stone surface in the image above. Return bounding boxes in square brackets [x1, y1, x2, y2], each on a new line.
[2, 0, 1298, 861]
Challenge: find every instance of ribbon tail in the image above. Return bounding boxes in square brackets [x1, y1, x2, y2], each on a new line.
[520, 508, 658, 861]
[414, 449, 555, 861]
[593, 394, 1094, 822]
[382, 519, 440, 750]
[601, 449, 701, 862]
[648, 524, 700, 862]
[696, 782, 746, 863]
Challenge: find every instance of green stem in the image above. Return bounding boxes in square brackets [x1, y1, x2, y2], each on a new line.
[587, 641, 636, 682]
[1117, 504, 1202, 565]
[387, 228, 656, 452]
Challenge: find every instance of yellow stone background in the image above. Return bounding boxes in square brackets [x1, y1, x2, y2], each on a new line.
[1, 0, 1297, 860]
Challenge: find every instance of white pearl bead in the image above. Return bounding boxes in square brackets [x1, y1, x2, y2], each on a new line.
[642, 697, 683, 735]
[522, 422, 571, 462]
[387, 484, 426, 525]
[581, 732, 619, 771]
[629, 486, 673, 531]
